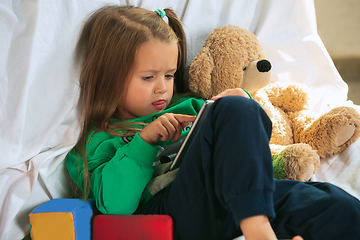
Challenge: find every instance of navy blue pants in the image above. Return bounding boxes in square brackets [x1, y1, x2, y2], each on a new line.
[136, 96, 360, 240]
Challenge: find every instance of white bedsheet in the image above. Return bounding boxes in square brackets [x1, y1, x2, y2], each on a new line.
[0, 0, 359, 239]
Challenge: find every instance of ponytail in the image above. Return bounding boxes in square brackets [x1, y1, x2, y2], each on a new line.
[164, 8, 188, 93]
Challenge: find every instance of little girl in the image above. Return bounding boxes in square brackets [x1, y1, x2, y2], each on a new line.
[66, 5, 360, 240]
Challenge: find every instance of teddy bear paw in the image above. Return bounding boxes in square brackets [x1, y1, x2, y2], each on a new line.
[335, 123, 356, 147]
[300, 106, 360, 158]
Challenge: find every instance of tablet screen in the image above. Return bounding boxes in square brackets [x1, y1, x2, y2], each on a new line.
[169, 100, 214, 171]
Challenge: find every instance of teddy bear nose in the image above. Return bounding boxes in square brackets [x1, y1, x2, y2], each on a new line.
[257, 59, 272, 72]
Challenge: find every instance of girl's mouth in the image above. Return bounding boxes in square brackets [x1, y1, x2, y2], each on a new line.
[152, 99, 166, 110]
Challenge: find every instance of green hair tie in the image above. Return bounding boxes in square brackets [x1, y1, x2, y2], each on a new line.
[154, 9, 166, 19]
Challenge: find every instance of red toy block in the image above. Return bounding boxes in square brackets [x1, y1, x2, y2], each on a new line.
[93, 215, 173, 240]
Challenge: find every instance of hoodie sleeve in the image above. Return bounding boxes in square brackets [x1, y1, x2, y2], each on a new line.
[66, 132, 159, 215]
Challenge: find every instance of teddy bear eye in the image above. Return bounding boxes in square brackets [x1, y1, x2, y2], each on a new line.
[243, 67, 247, 71]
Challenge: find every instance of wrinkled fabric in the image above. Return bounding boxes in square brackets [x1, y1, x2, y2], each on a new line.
[0, 0, 359, 239]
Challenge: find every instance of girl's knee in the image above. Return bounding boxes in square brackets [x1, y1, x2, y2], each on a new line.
[212, 96, 271, 132]
[320, 184, 360, 223]
[213, 96, 262, 116]
[334, 191, 360, 219]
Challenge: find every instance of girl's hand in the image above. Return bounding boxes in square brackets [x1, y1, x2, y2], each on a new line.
[140, 113, 196, 145]
[211, 88, 250, 101]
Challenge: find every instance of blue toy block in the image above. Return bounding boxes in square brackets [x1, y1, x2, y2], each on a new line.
[29, 198, 95, 240]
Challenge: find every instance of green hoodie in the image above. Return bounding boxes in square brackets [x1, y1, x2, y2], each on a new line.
[66, 96, 204, 215]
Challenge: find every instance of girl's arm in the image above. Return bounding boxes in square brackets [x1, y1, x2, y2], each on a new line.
[140, 113, 196, 145]
[66, 132, 159, 215]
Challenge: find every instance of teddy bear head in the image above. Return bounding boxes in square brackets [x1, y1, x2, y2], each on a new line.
[189, 25, 272, 99]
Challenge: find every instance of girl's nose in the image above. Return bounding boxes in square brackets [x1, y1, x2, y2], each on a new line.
[155, 77, 167, 94]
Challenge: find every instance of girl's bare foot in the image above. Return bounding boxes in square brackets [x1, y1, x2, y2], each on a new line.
[239, 215, 304, 240]
[240, 215, 277, 240]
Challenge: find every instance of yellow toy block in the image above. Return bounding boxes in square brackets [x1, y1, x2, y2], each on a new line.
[29, 198, 95, 240]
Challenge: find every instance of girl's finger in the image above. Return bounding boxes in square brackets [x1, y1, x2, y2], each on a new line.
[168, 114, 194, 142]
[157, 115, 176, 141]
[171, 121, 184, 142]
[161, 113, 184, 141]
[173, 114, 196, 125]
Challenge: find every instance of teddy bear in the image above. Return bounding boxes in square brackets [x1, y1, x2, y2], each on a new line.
[188, 25, 360, 181]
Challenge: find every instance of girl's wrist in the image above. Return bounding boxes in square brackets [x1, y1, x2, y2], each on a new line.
[122, 133, 159, 167]
[139, 131, 156, 145]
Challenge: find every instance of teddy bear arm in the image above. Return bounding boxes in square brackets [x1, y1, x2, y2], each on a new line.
[254, 92, 294, 146]
[280, 85, 308, 112]
[293, 107, 360, 158]
[265, 83, 308, 113]
[288, 111, 315, 143]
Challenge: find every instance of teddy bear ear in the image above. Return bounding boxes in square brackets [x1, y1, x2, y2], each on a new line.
[189, 46, 214, 99]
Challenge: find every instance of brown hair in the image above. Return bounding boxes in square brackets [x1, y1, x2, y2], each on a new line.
[73, 5, 187, 198]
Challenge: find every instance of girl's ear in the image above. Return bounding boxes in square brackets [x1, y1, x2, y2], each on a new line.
[188, 46, 214, 99]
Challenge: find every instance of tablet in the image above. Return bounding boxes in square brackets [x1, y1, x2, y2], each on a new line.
[169, 100, 214, 171]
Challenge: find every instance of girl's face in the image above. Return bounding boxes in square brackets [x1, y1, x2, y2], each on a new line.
[118, 40, 178, 119]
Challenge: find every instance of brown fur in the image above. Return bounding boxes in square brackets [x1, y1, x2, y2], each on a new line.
[189, 25, 360, 181]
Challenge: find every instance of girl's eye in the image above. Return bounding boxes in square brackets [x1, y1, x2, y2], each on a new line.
[165, 75, 175, 80]
[142, 76, 154, 81]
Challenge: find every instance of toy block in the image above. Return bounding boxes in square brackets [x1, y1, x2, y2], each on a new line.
[93, 214, 173, 240]
[29, 198, 95, 240]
